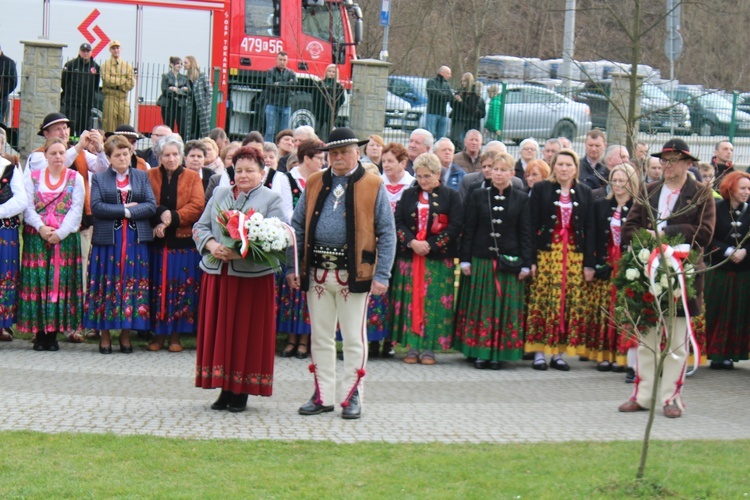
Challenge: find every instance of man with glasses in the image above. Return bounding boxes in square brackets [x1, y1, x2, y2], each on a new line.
[101, 41, 135, 133]
[61, 43, 101, 137]
[618, 138, 715, 419]
[288, 127, 395, 420]
[137, 125, 172, 168]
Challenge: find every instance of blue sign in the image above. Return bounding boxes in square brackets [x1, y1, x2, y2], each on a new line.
[380, 0, 391, 26]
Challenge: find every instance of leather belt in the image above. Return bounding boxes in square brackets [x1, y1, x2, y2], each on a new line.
[312, 244, 347, 270]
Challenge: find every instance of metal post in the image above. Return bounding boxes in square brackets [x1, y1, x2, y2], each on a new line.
[380, 25, 389, 62]
[497, 81, 507, 141]
[729, 91, 738, 142]
[560, 0, 576, 92]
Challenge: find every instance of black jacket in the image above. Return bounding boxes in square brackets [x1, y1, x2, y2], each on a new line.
[579, 157, 607, 189]
[0, 53, 17, 99]
[264, 67, 297, 107]
[529, 180, 596, 267]
[61, 56, 100, 105]
[312, 77, 344, 124]
[460, 184, 532, 267]
[593, 196, 633, 268]
[708, 198, 750, 271]
[395, 184, 463, 260]
[426, 74, 453, 116]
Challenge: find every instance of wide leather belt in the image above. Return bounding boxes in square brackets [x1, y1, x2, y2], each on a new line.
[312, 244, 347, 270]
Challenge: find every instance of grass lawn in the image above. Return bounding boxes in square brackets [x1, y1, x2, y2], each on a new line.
[0, 433, 747, 498]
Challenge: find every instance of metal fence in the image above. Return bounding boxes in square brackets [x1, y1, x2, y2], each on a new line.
[379, 74, 750, 166]
[4, 62, 750, 168]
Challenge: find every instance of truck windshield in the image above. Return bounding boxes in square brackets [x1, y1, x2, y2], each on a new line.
[302, 2, 345, 43]
[246, 0, 280, 37]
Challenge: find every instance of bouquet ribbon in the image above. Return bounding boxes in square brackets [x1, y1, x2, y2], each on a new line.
[645, 243, 699, 374]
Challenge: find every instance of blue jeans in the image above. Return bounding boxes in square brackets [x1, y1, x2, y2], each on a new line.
[425, 113, 447, 140]
[264, 104, 291, 142]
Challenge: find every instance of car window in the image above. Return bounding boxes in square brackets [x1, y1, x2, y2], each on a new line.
[505, 89, 524, 104]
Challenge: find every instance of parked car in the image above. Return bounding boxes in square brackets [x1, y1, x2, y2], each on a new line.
[572, 81, 691, 134]
[384, 76, 428, 132]
[668, 88, 750, 137]
[499, 84, 592, 143]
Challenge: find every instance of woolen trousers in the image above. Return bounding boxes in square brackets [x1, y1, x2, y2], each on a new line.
[630, 317, 688, 410]
[307, 268, 368, 406]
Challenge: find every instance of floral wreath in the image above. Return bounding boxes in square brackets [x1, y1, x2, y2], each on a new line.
[613, 229, 700, 332]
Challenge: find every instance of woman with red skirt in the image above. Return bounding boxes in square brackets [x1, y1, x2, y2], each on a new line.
[193, 146, 287, 412]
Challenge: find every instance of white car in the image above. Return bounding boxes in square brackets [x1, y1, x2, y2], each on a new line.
[499, 84, 592, 143]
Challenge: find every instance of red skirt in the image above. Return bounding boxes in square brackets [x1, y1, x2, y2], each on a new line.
[195, 270, 276, 396]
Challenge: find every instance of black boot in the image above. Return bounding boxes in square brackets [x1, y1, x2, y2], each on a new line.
[341, 390, 361, 420]
[299, 393, 334, 415]
[227, 393, 248, 413]
[211, 389, 232, 410]
[33, 333, 48, 351]
[47, 333, 59, 352]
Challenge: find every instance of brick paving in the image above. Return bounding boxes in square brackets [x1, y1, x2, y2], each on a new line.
[1, 340, 749, 443]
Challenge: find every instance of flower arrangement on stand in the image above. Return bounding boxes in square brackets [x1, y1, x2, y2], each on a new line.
[209, 208, 294, 271]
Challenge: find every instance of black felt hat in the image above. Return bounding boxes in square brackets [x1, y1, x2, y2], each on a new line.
[317, 127, 368, 151]
[37, 113, 70, 137]
[105, 124, 145, 140]
[651, 138, 700, 163]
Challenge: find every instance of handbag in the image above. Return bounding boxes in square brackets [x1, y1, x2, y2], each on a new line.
[0, 164, 15, 204]
[594, 263, 613, 280]
[496, 254, 522, 273]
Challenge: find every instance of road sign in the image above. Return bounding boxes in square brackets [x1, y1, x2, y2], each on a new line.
[665, 29, 683, 62]
[380, 0, 391, 26]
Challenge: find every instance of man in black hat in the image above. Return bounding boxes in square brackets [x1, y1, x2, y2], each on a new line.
[288, 127, 396, 420]
[61, 43, 101, 137]
[25, 113, 107, 173]
[618, 138, 715, 419]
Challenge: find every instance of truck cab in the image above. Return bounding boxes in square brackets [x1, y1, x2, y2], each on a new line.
[227, 0, 362, 137]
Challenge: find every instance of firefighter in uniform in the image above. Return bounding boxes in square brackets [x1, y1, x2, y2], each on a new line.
[101, 40, 135, 133]
[61, 42, 101, 137]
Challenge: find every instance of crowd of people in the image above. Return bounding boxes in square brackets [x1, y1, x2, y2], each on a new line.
[1, 84, 749, 419]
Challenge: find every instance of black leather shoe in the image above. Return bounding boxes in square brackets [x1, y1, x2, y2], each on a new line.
[299, 394, 334, 415]
[280, 342, 297, 358]
[489, 361, 502, 370]
[295, 343, 309, 359]
[211, 389, 232, 410]
[532, 359, 548, 371]
[119, 343, 133, 354]
[228, 393, 248, 413]
[473, 359, 488, 369]
[99, 342, 112, 354]
[625, 367, 636, 383]
[47, 334, 59, 352]
[596, 361, 612, 372]
[341, 390, 361, 420]
[550, 358, 570, 371]
[33, 336, 47, 351]
[381, 340, 395, 358]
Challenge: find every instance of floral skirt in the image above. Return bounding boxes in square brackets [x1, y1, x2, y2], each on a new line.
[387, 256, 455, 351]
[704, 269, 750, 362]
[335, 293, 390, 342]
[149, 245, 201, 335]
[0, 227, 20, 327]
[84, 225, 151, 331]
[453, 258, 525, 361]
[17, 229, 83, 334]
[525, 244, 597, 355]
[276, 266, 310, 335]
[195, 270, 275, 396]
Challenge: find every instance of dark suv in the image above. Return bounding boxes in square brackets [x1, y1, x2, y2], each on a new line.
[573, 81, 691, 134]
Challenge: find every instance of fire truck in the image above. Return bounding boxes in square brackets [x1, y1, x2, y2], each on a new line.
[3, 0, 362, 140]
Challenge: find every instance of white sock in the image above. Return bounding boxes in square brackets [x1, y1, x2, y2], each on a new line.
[627, 348, 637, 368]
[534, 351, 545, 362]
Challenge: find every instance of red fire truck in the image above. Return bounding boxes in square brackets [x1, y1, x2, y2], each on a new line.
[4, 0, 362, 139]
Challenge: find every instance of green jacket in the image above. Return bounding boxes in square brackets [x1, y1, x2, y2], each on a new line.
[484, 95, 503, 134]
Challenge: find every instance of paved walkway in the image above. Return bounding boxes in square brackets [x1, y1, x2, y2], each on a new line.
[1, 340, 749, 443]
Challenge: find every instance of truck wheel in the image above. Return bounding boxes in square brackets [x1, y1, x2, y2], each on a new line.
[290, 94, 316, 130]
[552, 120, 577, 140]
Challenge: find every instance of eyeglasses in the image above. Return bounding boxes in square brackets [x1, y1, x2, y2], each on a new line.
[659, 157, 685, 166]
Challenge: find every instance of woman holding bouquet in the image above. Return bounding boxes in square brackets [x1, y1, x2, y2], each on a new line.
[147, 135, 205, 352]
[525, 148, 596, 371]
[453, 152, 532, 369]
[193, 146, 287, 412]
[388, 152, 463, 365]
